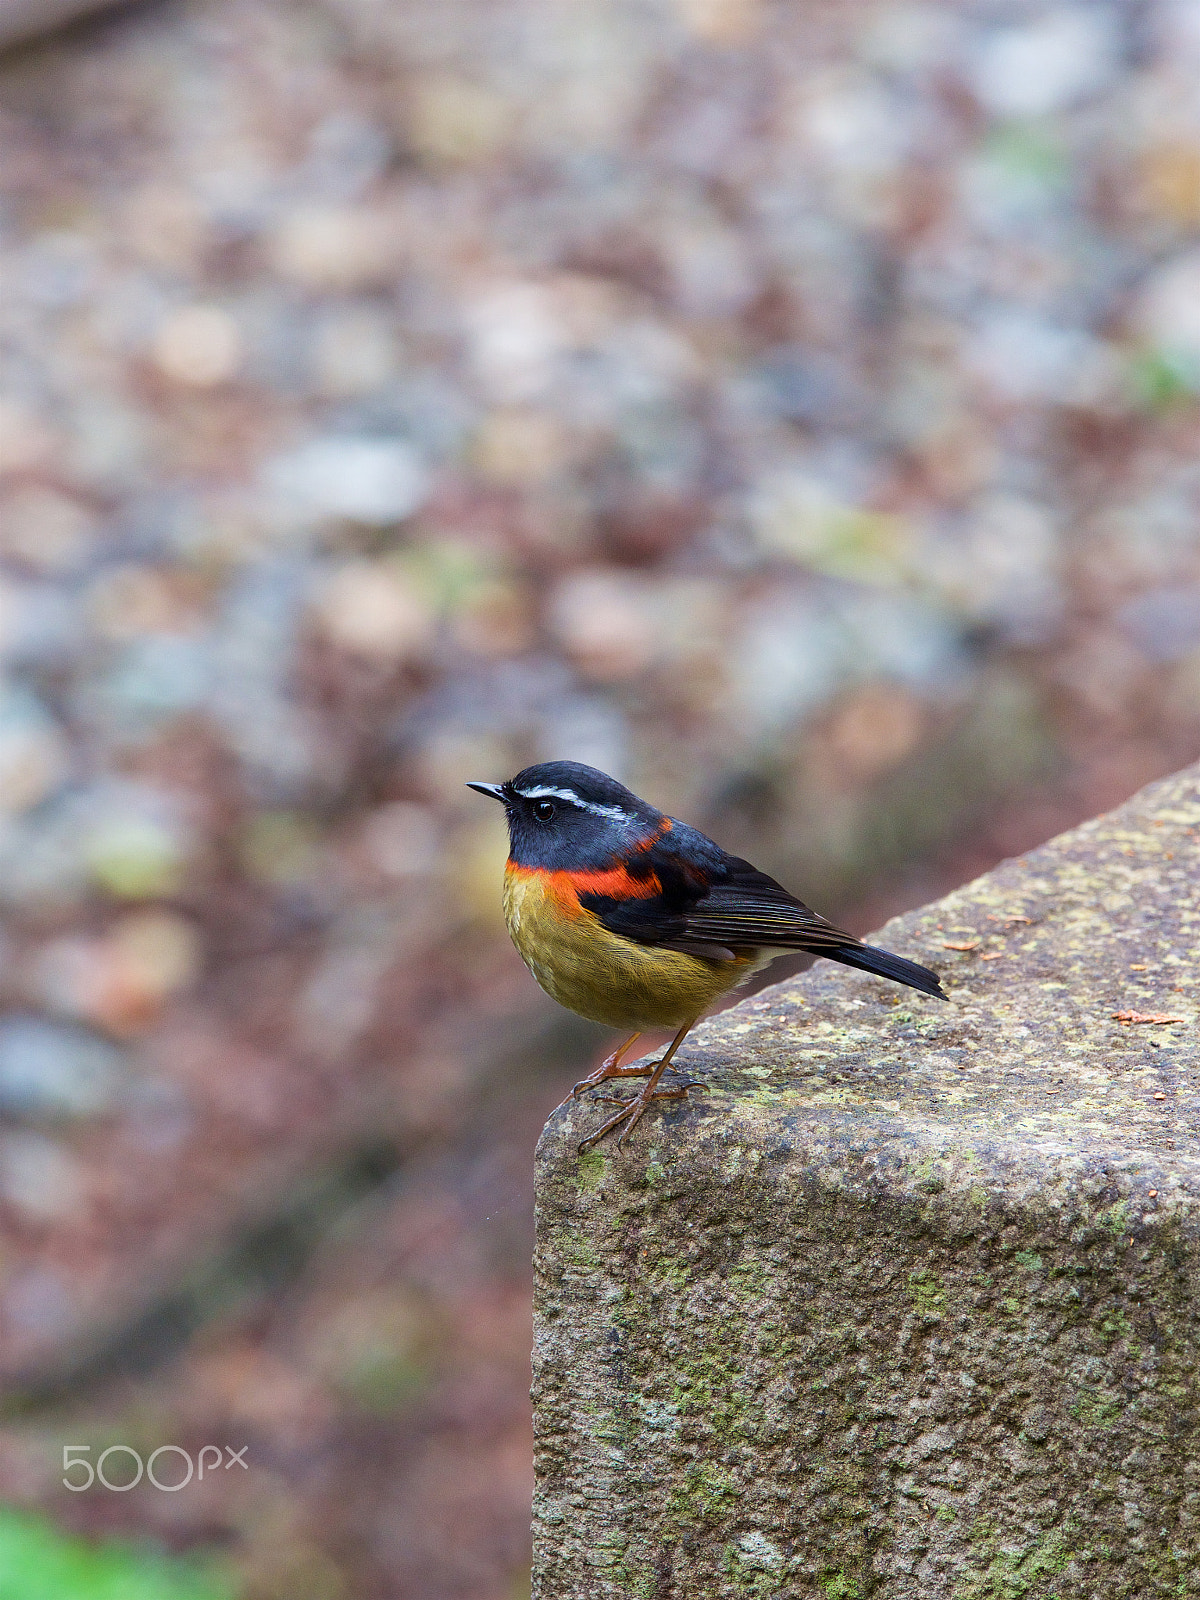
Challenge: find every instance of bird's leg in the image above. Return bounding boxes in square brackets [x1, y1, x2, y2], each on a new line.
[578, 1020, 699, 1154]
[559, 1033, 644, 1107]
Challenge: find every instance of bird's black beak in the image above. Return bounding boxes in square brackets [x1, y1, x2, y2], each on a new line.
[466, 781, 509, 804]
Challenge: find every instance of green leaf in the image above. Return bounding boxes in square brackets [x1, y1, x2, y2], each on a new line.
[0, 1508, 232, 1600]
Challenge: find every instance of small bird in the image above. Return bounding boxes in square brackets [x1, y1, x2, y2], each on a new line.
[469, 762, 946, 1152]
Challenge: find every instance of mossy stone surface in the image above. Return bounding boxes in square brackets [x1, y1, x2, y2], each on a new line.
[532, 763, 1200, 1598]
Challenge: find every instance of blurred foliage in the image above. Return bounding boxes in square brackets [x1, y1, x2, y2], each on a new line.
[0, 1509, 231, 1600]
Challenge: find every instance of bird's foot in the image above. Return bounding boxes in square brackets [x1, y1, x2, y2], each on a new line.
[556, 1036, 649, 1109]
[566, 1061, 654, 1100]
[577, 1075, 703, 1154]
[593, 1077, 701, 1105]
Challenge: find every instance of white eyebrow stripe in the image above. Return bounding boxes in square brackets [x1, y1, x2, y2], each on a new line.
[514, 785, 632, 822]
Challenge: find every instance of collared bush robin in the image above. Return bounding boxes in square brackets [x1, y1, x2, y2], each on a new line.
[469, 761, 946, 1151]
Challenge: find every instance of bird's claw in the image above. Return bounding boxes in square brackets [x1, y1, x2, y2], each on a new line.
[573, 1063, 693, 1100]
[575, 1075, 704, 1154]
[592, 1074, 700, 1106]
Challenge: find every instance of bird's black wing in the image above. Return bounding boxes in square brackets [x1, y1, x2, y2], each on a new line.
[578, 821, 946, 1001]
[585, 824, 859, 955]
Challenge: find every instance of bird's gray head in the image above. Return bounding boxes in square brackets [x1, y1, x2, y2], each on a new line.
[466, 761, 661, 869]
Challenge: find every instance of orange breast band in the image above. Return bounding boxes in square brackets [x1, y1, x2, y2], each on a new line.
[505, 860, 661, 906]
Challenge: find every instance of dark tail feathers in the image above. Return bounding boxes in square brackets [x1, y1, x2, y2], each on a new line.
[826, 942, 947, 1001]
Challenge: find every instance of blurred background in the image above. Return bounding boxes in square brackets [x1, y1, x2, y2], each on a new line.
[0, 0, 1196, 1592]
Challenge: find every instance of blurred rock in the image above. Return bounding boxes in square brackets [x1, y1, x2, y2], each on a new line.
[81, 784, 196, 900]
[1052, 631, 1147, 718]
[151, 305, 243, 388]
[0, 400, 58, 477]
[312, 559, 435, 662]
[751, 471, 914, 586]
[303, 112, 394, 201]
[239, 809, 324, 889]
[302, 1285, 436, 1407]
[470, 408, 568, 487]
[746, 349, 864, 428]
[0, 486, 95, 575]
[1117, 586, 1200, 664]
[1130, 248, 1200, 388]
[450, 808, 515, 928]
[661, 209, 757, 319]
[0, 811, 86, 909]
[266, 436, 430, 526]
[965, 311, 1117, 407]
[451, 577, 536, 657]
[0, 686, 69, 815]
[1139, 143, 1200, 229]
[412, 727, 522, 811]
[0, 1131, 82, 1220]
[785, 66, 915, 228]
[859, 5, 961, 75]
[17, 230, 98, 309]
[0, 0, 126, 48]
[927, 492, 1065, 645]
[0, 579, 78, 668]
[960, 126, 1071, 232]
[37, 911, 202, 1034]
[359, 802, 441, 879]
[121, 182, 210, 273]
[296, 908, 403, 1054]
[546, 569, 724, 684]
[408, 73, 515, 168]
[671, 0, 763, 47]
[3, 1264, 77, 1340]
[825, 681, 925, 783]
[839, 589, 966, 691]
[726, 590, 849, 738]
[969, 9, 1122, 119]
[465, 284, 566, 404]
[86, 634, 215, 735]
[536, 691, 630, 778]
[310, 307, 402, 398]
[0, 1015, 126, 1122]
[209, 562, 321, 794]
[1165, 647, 1200, 721]
[63, 395, 149, 491]
[267, 204, 401, 293]
[546, 568, 658, 681]
[86, 564, 198, 641]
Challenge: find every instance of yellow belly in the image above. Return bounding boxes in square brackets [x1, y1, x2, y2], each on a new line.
[502, 864, 759, 1030]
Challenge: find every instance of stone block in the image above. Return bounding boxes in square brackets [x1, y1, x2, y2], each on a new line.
[533, 763, 1200, 1597]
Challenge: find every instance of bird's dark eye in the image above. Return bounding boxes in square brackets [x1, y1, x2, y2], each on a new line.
[533, 799, 555, 822]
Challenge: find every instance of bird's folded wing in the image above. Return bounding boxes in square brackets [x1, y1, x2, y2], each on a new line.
[666, 886, 859, 953]
[609, 886, 858, 957]
[581, 836, 862, 960]
[576, 829, 946, 998]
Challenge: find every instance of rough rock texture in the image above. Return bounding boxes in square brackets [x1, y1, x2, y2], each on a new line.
[532, 764, 1200, 1598]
